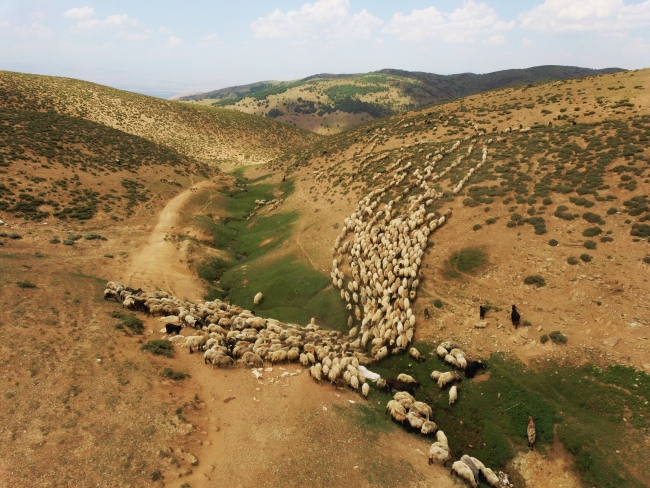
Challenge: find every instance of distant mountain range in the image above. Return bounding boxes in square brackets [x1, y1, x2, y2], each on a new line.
[176, 65, 624, 134]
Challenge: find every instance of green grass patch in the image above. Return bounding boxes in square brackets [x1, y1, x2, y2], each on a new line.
[16, 280, 37, 288]
[220, 255, 347, 330]
[110, 311, 144, 334]
[524, 275, 546, 287]
[141, 340, 174, 357]
[162, 367, 190, 381]
[444, 247, 487, 278]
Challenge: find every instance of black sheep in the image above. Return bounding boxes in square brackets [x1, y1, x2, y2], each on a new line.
[465, 361, 486, 379]
[385, 378, 416, 397]
[511, 305, 521, 328]
[165, 323, 182, 335]
[479, 305, 486, 320]
[424, 308, 430, 320]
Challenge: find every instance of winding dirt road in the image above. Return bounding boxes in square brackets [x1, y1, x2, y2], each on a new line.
[120, 180, 212, 301]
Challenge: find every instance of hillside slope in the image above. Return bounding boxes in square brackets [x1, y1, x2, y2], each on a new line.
[182, 65, 623, 134]
[0, 71, 320, 167]
[257, 68, 650, 487]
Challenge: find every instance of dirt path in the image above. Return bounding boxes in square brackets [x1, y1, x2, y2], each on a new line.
[120, 180, 213, 301]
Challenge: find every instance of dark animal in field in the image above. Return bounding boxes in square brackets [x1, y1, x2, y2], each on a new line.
[386, 378, 416, 397]
[465, 361, 486, 379]
[511, 305, 521, 328]
[424, 308, 430, 320]
[479, 305, 486, 320]
[165, 323, 182, 335]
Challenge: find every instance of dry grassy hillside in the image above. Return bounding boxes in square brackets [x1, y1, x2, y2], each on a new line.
[0, 71, 320, 167]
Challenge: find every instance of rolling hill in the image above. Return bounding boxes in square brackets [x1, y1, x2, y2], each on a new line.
[180, 65, 624, 134]
[0, 71, 320, 167]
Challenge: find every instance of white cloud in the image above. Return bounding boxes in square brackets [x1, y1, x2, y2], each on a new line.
[250, 0, 382, 40]
[64, 6, 95, 19]
[482, 34, 505, 46]
[384, 1, 514, 43]
[202, 34, 218, 41]
[159, 27, 172, 35]
[117, 31, 150, 41]
[71, 14, 139, 31]
[520, 0, 650, 32]
[167, 35, 182, 47]
[4, 22, 52, 39]
[522, 37, 533, 46]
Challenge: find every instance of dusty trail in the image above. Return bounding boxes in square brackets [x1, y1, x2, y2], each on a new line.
[120, 180, 213, 301]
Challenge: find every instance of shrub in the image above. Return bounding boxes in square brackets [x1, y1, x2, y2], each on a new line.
[16, 280, 36, 288]
[433, 299, 443, 309]
[548, 239, 559, 246]
[542, 197, 553, 206]
[540, 334, 549, 344]
[141, 340, 174, 357]
[524, 275, 546, 287]
[110, 311, 144, 334]
[584, 240, 597, 250]
[631, 223, 650, 238]
[607, 207, 618, 215]
[506, 221, 516, 228]
[567, 256, 579, 265]
[583, 212, 605, 225]
[549, 331, 568, 344]
[580, 253, 592, 262]
[582, 226, 602, 237]
[473, 224, 482, 231]
[84, 233, 105, 240]
[49, 237, 61, 244]
[600, 236, 613, 243]
[448, 248, 487, 274]
[162, 367, 190, 381]
[9, 233, 21, 239]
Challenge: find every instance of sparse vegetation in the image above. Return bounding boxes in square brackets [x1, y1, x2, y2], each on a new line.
[141, 339, 174, 357]
[524, 275, 546, 287]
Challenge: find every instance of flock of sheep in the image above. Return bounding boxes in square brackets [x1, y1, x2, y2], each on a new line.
[102, 131, 539, 487]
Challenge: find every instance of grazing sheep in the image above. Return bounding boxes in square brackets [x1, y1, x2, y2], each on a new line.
[436, 345, 449, 358]
[437, 371, 460, 389]
[430, 370, 441, 381]
[184, 335, 207, 354]
[449, 385, 458, 404]
[406, 412, 424, 432]
[376, 378, 387, 391]
[460, 455, 480, 485]
[465, 361, 486, 379]
[420, 420, 437, 436]
[409, 347, 426, 362]
[428, 431, 451, 466]
[212, 355, 235, 368]
[253, 292, 264, 305]
[444, 354, 459, 368]
[528, 416, 536, 449]
[241, 351, 263, 368]
[511, 305, 520, 328]
[396, 373, 420, 386]
[479, 467, 500, 487]
[204, 348, 224, 364]
[103, 289, 119, 302]
[386, 400, 407, 423]
[411, 401, 432, 420]
[386, 378, 416, 396]
[456, 355, 468, 370]
[310, 365, 322, 383]
[451, 460, 478, 488]
[361, 382, 370, 398]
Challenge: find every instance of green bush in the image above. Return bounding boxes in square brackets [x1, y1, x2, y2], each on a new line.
[582, 226, 602, 237]
[643, 256, 650, 264]
[568, 257, 579, 265]
[549, 331, 568, 344]
[606, 207, 618, 215]
[600, 236, 613, 243]
[506, 221, 516, 228]
[84, 233, 105, 240]
[524, 275, 546, 287]
[583, 212, 605, 225]
[540, 334, 549, 344]
[162, 367, 190, 381]
[473, 224, 482, 231]
[141, 340, 174, 357]
[197, 257, 233, 283]
[110, 311, 144, 334]
[9, 233, 21, 239]
[584, 240, 597, 250]
[446, 248, 487, 276]
[548, 239, 559, 246]
[49, 237, 61, 244]
[433, 299, 444, 309]
[16, 280, 37, 288]
[542, 197, 553, 205]
[580, 253, 592, 263]
[631, 223, 650, 238]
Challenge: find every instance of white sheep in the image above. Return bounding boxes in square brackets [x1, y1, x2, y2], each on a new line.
[396, 373, 419, 385]
[451, 460, 478, 488]
[420, 420, 437, 436]
[253, 292, 263, 305]
[361, 382, 370, 398]
[437, 371, 459, 389]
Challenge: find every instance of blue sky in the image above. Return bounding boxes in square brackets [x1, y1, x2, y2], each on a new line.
[1, 0, 649, 98]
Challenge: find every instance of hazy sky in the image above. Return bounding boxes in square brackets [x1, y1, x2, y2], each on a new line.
[2, 0, 649, 97]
